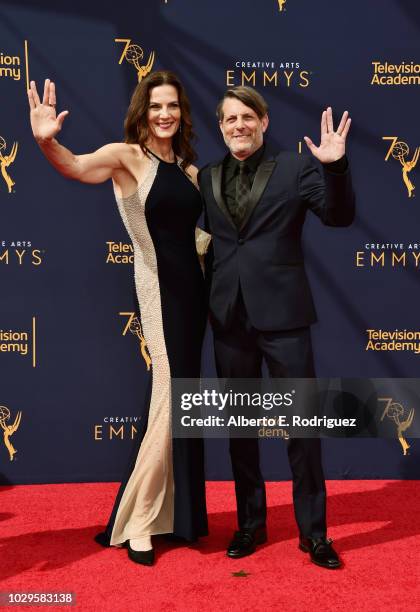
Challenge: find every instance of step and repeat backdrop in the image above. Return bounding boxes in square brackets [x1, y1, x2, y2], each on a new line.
[1, 0, 419, 482]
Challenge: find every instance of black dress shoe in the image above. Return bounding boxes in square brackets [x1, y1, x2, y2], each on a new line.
[127, 542, 155, 566]
[227, 527, 267, 558]
[299, 536, 341, 569]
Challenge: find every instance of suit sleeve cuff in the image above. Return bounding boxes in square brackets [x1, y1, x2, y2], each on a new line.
[323, 155, 348, 174]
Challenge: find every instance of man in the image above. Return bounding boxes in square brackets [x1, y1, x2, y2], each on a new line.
[198, 86, 354, 569]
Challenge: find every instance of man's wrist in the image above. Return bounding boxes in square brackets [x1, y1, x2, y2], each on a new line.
[323, 155, 348, 174]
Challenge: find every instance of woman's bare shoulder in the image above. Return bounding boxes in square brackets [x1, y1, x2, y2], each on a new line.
[113, 143, 150, 171]
[120, 142, 146, 160]
[103, 142, 145, 157]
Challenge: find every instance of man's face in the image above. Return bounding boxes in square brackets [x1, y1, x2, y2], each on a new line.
[219, 97, 268, 159]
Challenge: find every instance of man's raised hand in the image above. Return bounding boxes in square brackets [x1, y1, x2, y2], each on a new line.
[304, 107, 351, 163]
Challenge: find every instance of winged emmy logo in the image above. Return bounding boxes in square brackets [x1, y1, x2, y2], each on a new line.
[0, 405, 22, 461]
[383, 137, 419, 198]
[115, 39, 155, 83]
[379, 398, 414, 455]
[0, 136, 18, 194]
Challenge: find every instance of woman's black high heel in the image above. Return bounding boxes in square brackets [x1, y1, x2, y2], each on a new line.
[126, 541, 155, 566]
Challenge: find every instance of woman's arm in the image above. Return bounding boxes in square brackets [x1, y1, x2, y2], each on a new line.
[28, 79, 128, 184]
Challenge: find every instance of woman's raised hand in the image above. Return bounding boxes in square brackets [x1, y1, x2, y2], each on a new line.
[27, 79, 69, 142]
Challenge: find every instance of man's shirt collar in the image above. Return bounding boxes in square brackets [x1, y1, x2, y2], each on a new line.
[226, 143, 265, 173]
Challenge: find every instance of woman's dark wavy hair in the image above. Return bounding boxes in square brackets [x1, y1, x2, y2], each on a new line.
[124, 70, 196, 173]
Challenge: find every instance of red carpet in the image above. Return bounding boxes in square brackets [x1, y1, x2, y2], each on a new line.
[1, 481, 420, 611]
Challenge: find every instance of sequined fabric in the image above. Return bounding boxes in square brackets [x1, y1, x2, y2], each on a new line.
[110, 156, 174, 545]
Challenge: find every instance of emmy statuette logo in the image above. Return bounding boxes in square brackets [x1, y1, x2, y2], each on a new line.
[0, 405, 22, 461]
[0, 136, 18, 194]
[119, 312, 152, 370]
[379, 398, 414, 456]
[278, 0, 287, 11]
[383, 136, 419, 198]
[115, 39, 155, 82]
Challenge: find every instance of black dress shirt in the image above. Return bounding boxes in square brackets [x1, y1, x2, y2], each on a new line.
[223, 145, 265, 226]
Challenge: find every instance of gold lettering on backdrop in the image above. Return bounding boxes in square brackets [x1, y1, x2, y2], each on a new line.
[392, 252, 406, 266]
[115, 39, 155, 82]
[0, 53, 21, 81]
[371, 61, 420, 86]
[379, 398, 415, 456]
[0, 41, 30, 84]
[0, 249, 43, 265]
[110, 425, 124, 439]
[0, 136, 18, 194]
[371, 252, 385, 266]
[300, 71, 309, 87]
[0, 318, 36, 366]
[383, 136, 419, 198]
[0, 406, 22, 461]
[119, 312, 152, 370]
[105, 241, 134, 264]
[284, 70, 293, 86]
[355, 251, 420, 267]
[226, 69, 310, 88]
[263, 71, 277, 86]
[32, 250, 42, 265]
[16, 250, 25, 264]
[365, 329, 420, 355]
[242, 71, 256, 86]
[94, 423, 138, 441]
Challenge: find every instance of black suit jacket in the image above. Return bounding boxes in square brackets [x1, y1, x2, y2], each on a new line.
[198, 146, 355, 331]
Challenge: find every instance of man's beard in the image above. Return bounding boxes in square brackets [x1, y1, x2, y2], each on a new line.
[227, 136, 255, 156]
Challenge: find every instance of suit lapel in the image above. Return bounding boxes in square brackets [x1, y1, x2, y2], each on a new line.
[211, 164, 236, 230]
[239, 159, 277, 232]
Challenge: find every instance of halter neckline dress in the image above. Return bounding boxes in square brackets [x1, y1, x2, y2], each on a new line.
[95, 149, 208, 545]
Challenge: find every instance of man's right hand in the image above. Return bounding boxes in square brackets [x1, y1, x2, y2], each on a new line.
[27, 79, 69, 143]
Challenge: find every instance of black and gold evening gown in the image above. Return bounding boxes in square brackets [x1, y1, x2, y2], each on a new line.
[95, 149, 208, 546]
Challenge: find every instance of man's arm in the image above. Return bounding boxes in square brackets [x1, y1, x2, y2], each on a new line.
[299, 154, 355, 226]
[301, 106, 355, 226]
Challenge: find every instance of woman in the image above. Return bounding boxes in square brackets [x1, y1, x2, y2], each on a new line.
[27, 71, 208, 565]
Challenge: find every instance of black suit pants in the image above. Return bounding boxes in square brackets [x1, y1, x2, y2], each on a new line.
[213, 288, 327, 538]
